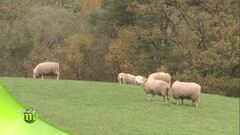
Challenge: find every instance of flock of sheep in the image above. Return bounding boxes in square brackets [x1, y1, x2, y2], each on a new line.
[118, 72, 201, 108]
[32, 62, 201, 108]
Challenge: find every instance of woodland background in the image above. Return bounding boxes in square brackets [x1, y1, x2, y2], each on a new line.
[0, 0, 239, 96]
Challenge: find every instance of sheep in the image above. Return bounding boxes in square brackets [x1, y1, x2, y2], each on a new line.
[117, 73, 136, 84]
[33, 62, 60, 80]
[124, 74, 136, 84]
[170, 81, 201, 108]
[117, 73, 127, 84]
[135, 75, 147, 85]
[142, 78, 170, 103]
[148, 72, 171, 85]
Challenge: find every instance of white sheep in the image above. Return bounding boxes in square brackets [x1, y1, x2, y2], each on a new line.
[170, 81, 201, 107]
[117, 73, 136, 85]
[124, 74, 136, 84]
[142, 79, 170, 103]
[148, 72, 171, 85]
[117, 72, 127, 84]
[135, 75, 147, 85]
[33, 62, 60, 80]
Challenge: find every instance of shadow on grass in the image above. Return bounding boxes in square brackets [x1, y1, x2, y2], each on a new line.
[149, 100, 197, 108]
[170, 101, 197, 108]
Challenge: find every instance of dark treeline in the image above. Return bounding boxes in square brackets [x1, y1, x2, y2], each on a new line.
[0, 0, 239, 97]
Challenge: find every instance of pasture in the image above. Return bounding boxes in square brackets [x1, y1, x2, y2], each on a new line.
[0, 77, 239, 135]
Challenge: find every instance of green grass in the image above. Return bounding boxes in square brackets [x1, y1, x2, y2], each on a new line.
[0, 77, 239, 135]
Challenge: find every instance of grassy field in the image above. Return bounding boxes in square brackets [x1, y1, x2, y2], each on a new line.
[0, 77, 239, 135]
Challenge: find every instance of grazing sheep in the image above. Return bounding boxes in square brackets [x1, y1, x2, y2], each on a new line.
[117, 73, 136, 85]
[171, 81, 201, 108]
[142, 79, 170, 103]
[124, 74, 136, 84]
[33, 62, 60, 80]
[135, 75, 147, 85]
[148, 72, 171, 85]
[117, 73, 127, 84]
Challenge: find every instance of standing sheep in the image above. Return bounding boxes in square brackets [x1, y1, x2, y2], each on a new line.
[148, 72, 171, 85]
[33, 62, 60, 80]
[142, 79, 170, 103]
[170, 81, 201, 108]
[135, 75, 147, 85]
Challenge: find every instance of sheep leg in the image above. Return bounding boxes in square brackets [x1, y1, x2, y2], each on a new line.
[192, 100, 194, 105]
[147, 94, 151, 101]
[152, 94, 155, 101]
[181, 99, 184, 105]
[56, 73, 59, 80]
[195, 100, 199, 108]
[194, 101, 198, 108]
[164, 96, 168, 103]
[167, 96, 170, 103]
[195, 102, 198, 108]
[41, 75, 44, 79]
[177, 100, 179, 106]
[163, 96, 165, 102]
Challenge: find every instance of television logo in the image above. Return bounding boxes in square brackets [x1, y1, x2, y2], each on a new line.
[23, 108, 38, 124]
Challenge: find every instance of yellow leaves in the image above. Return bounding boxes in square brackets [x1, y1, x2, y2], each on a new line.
[64, 33, 94, 62]
[105, 27, 150, 75]
[108, 29, 139, 69]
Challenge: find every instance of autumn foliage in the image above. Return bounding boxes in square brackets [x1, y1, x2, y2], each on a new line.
[0, 0, 239, 96]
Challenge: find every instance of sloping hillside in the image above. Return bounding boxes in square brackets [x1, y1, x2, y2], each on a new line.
[0, 77, 239, 135]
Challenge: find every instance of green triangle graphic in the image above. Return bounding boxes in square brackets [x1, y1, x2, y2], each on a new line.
[0, 84, 69, 135]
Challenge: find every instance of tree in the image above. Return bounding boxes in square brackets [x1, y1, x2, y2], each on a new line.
[105, 27, 155, 77]
[25, 6, 82, 48]
[61, 31, 110, 81]
[89, 0, 135, 38]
